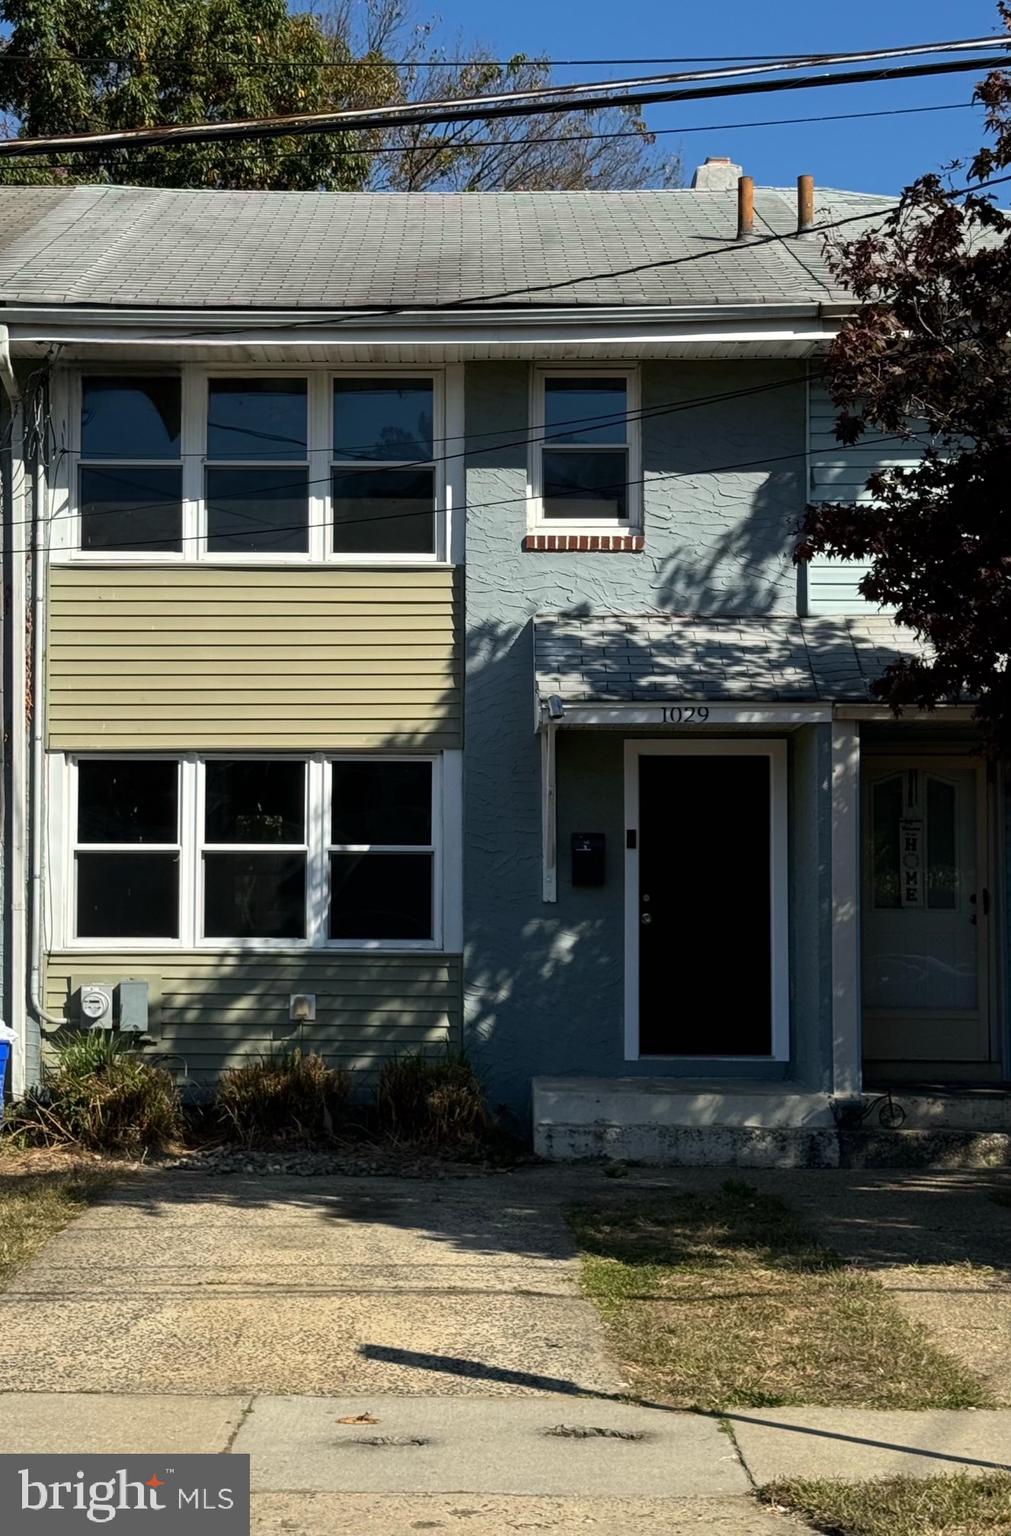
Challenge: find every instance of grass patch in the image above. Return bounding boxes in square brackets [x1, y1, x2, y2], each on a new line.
[0, 1167, 110, 1289]
[763, 1475, 1011, 1536]
[569, 1182, 989, 1411]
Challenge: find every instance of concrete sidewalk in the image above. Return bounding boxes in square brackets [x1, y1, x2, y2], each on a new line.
[3, 1392, 1010, 1482]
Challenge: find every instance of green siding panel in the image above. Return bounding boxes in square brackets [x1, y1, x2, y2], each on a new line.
[46, 564, 462, 750]
[44, 950, 463, 1084]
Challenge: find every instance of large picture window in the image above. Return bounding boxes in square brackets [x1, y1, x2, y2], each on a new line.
[532, 369, 640, 530]
[70, 371, 443, 560]
[68, 755, 442, 948]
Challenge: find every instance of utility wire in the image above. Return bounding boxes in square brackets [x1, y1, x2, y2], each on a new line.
[159, 170, 1011, 343]
[0, 43, 1006, 159]
[16, 98, 977, 171]
[0, 40, 1001, 67]
[19, 424, 922, 556]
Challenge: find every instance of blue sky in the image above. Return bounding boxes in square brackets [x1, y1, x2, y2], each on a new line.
[420, 0, 1004, 192]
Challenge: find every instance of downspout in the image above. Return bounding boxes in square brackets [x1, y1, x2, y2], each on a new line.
[26, 368, 64, 1032]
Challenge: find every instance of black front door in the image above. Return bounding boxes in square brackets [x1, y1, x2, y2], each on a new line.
[638, 752, 773, 1056]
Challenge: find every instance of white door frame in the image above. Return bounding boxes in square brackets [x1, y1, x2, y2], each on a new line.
[623, 738, 790, 1063]
[861, 753, 994, 1069]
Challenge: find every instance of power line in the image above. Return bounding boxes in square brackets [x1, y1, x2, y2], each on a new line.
[14, 99, 977, 172]
[17, 422, 923, 556]
[2, 34, 1001, 73]
[0, 41, 1006, 159]
[0, 42, 998, 68]
[48, 375, 813, 530]
[164, 170, 1011, 343]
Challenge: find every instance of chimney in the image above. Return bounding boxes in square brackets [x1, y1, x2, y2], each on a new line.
[737, 176, 754, 240]
[691, 155, 743, 190]
[797, 174, 815, 233]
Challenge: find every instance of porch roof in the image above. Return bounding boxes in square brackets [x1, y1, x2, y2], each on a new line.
[533, 613, 932, 706]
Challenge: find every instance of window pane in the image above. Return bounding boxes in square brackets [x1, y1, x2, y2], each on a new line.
[81, 376, 181, 460]
[544, 378, 627, 444]
[331, 761, 432, 846]
[329, 852, 433, 940]
[207, 378, 307, 460]
[77, 852, 179, 938]
[542, 449, 628, 521]
[205, 761, 305, 844]
[872, 774, 903, 909]
[206, 466, 308, 554]
[80, 465, 182, 552]
[333, 378, 433, 461]
[927, 777, 957, 910]
[332, 468, 435, 554]
[204, 853, 306, 938]
[78, 760, 178, 844]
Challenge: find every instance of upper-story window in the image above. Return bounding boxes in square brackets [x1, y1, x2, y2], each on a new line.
[69, 371, 445, 562]
[333, 377, 436, 555]
[206, 378, 309, 554]
[531, 369, 641, 531]
[80, 377, 183, 553]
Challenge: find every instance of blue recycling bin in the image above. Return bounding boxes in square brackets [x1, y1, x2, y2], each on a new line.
[0, 1039, 10, 1122]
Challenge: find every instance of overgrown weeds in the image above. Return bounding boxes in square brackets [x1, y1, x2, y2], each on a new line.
[8, 1032, 180, 1155]
[214, 1049, 352, 1145]
[376, 1053, 488, 1148]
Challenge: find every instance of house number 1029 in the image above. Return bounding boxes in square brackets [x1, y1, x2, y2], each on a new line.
[663, 706, 711, 724]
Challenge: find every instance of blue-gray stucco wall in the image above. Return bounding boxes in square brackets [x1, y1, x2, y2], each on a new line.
[462, 360, 835, 1115]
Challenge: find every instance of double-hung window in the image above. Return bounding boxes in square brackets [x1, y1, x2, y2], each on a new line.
[67, 756, 439, 948]
[532, 369, 640, 530]
[79, 377, 183, 553]
[332, 377, 437, 555]
[74, 760, 181, 938]
[69, 372, 443, 560]
[205, 378, 309, 554]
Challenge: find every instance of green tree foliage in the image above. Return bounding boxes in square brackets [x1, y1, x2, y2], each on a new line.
[797, 7, 1011, 751]
[0, 0, 680, 190]
[0, 0, 397, 187]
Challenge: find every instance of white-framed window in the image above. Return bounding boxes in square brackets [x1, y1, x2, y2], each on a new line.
[60, 368, 447, 563]
[62, 753, 447, 950]
[529, 367, 641, 531]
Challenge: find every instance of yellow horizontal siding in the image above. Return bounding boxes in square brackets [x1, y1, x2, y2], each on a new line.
[46, 564, 462, 750]
[44, 950, 462, 1084]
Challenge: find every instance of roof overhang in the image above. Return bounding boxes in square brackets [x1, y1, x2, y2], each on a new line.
[1, 300, 847, 360]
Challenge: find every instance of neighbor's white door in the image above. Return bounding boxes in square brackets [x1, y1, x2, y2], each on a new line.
[862, 757, 989, 1066]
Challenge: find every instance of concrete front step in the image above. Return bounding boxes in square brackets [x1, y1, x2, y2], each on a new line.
[533, 1077, 1011, 1169]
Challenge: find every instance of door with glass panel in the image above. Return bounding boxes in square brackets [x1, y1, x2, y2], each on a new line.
[862, 757, 990, 1067]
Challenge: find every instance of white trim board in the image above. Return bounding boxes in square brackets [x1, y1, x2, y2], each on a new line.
[540, 702, 832, 730]
[623, 739, 790, 1065]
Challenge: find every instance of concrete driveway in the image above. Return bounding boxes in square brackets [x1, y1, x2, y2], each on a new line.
[0, 1167, 625, 1398]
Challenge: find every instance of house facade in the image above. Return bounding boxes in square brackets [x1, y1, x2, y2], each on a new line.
[1, 177, 1004, 1163]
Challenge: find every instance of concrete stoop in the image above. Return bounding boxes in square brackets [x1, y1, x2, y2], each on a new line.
[532, 1077, 1011, 1169]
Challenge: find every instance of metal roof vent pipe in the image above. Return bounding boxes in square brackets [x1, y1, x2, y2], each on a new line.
[797, 173, 815, 234]
[737, 176, 755, 239]
[690, 155, 743, 189]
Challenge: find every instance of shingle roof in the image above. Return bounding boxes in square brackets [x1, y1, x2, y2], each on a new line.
[0, 183, 891, 310]
[533, 613, 933, 704]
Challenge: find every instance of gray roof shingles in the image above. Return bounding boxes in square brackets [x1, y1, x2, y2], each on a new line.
[533, 613, 933, 704]
[0, 183, 891, 310]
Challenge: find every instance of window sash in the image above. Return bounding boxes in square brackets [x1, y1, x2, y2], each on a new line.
[65, 370, 446, 562]
[71, 760, 183, 941]
[65, 754, 443, 950]
[531, 368, 640, 531]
